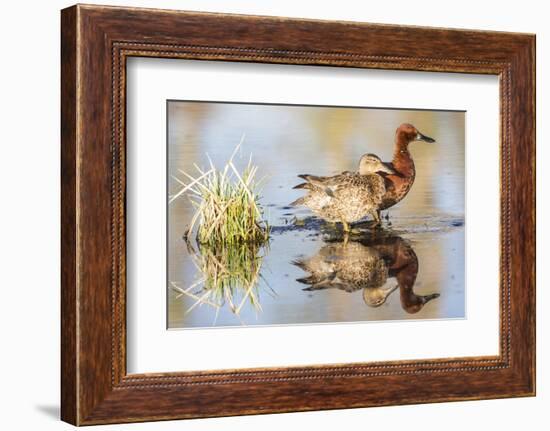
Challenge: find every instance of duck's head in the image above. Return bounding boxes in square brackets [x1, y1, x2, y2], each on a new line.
[362, 284, 399, 307]
[395, 123, 436, 145]
[358, 153, 396, 175]
[402, 292, 441, 314]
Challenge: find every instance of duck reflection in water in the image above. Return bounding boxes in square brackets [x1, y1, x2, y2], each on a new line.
[293, 235, 440, 314]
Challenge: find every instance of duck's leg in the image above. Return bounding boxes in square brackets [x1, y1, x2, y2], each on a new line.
[341, 221, 350, 245]
[371, 210, 382, 227]
[342, 220, 351, 233]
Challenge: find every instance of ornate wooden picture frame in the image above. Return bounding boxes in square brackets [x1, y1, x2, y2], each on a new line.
[61, 4, 535, 425]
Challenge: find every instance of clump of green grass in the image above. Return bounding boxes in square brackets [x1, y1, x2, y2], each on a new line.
[170, 135, 270, 246]
[170, 241, 274, 320]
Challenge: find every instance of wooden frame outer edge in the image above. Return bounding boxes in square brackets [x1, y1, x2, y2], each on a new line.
[61, 5, 79, 424]
[61, 4, 535, 425]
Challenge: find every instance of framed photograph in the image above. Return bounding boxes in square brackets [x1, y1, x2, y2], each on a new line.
[61, 4, 535, 425]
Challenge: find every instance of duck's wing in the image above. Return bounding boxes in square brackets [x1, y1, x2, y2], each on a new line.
[331, 173, 385, 199]
[299, 273, 350, 291]
[293, 174, 327, 192]
[297, 174, 333, 184]
[292, 182, 313, 191]
[294, 173, 348, 198]
[298, 173, 387, 203]
[298, 172, 354, 185]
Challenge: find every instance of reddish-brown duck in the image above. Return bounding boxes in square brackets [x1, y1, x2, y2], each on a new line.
[379, 123, 436, 215]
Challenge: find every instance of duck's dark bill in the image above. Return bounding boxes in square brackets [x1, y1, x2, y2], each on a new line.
[418, 132, 436, 143]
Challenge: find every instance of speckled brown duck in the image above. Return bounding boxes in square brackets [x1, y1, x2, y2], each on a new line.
[377, 123, 436, 218]
[290, 154, 395, 231]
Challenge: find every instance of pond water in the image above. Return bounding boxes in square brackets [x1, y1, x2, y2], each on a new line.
[167, 102, 465, 329]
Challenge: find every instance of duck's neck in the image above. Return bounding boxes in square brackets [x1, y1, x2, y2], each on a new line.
[392, 139, 415, 178]
[379, 137, 416, 210]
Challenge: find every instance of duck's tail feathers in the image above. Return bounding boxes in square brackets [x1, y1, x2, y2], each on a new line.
[291, 259, 310, 271]
[289, 196, 306, 207]
[298, 174, 322, 183]
[302, 280, 340, 291]
[298, 174, 334, 192]
[297, 272, 337, 289]
[293, 182, 312, 190]
[296, 275, 317, 285]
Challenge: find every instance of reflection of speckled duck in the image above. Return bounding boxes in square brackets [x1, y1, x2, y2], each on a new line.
[293, 235, 440, 313]
[293, 241, 388, 292]
[290, 154, 395, 231]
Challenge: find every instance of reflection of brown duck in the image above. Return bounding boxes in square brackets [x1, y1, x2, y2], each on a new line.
[374, 235, 440, 313]
[293, 235, 439, 313]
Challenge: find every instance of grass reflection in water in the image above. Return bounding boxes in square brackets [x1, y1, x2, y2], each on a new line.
[170, 240, 274, 323]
